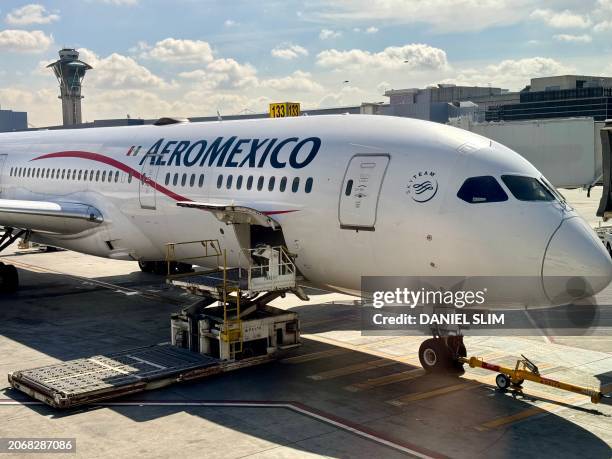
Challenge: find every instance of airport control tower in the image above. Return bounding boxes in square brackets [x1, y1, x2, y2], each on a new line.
[47, 48, 92, 126]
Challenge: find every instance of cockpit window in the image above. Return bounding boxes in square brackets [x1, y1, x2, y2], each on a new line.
[457, 176, 508, 204]
[501, 175, 555, 201]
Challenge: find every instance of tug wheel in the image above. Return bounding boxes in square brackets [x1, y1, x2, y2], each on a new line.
[419, 338, 451, 372]
[496, 373, 511, 390]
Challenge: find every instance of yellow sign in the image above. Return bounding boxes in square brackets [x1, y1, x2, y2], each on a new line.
[269, 102, 300, 118]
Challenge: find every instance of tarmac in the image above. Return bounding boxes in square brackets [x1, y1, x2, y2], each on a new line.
[0, 188, 611, 459]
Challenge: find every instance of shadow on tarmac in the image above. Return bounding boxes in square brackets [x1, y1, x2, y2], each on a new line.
[0, 265, 610, 459]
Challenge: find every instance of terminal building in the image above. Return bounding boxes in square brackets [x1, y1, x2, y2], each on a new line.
[0, 108, 27, 132]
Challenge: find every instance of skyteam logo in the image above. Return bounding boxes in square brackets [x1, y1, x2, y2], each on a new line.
[406, 171, 438, 203]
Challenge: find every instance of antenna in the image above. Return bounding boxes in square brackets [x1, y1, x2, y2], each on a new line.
[217, 109, 222, 121]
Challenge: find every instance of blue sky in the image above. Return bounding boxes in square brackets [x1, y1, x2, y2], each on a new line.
[0, 0, 611, 126]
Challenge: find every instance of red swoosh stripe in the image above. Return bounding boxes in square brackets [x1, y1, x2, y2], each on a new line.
[31, 151, 298, 216]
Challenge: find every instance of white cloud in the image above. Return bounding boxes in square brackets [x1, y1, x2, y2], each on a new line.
[530, 9, 591, 29]
[140, 38, 214, 64]
[319, 28, 342, 40]
[365, 26, 379, 34]
[376, 81, 391, 93]
[179, 58, 258, 90]
[0, 29, 53, 53]
[437, 57, 572, 91]
[271, 44, 309, 60]
[95, 0, 139, 5]
[75, 48, 172, 90]
[554, 34, 592, 43]
[224, 19, 236, 27]
[308, 0, 534, 33]
[5, 4, 60, 25]
[317, 43, 448, 71]
[261, 71, 323, 92]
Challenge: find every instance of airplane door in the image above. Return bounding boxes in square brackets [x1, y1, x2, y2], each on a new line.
[0, 154, 7, 195]
[339, 154, 390, 230]
[139, 155, 160, 210]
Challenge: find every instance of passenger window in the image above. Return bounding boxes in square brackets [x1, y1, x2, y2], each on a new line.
[217, 174, 223, 189]
[226, 175, 233, 189]
[198, 174, 205, 187]
[457, 176, 508, 203]
[236, 175, 243, 190]
[115, 171, 119, 183]
[78, 170, 82, 181]
[292, 177, 300, 193]
[36, 169, 40, 178]
[101, 171, 106, 182]
[280, 177, 287, 192]
[305, 177, 313, 193]
[95, 171, 100, 181]
[181, 173, 187, 187]
[89, 170, 94, 181]
[127, 173, 132, 183]
[190, 174, 195, 187]
[246, 176, 253, 190]
[74, 170, 78, 180]
[62, 170, 66, 179]
[257, 176, 264, 191]
[107, 170, 112, 182]
[51, 169, 55, 179]
[268, 176, 275, 191]
[165, 173, 170, 186]
[501, 175, 555, 202]
[173, 173, 178, 186]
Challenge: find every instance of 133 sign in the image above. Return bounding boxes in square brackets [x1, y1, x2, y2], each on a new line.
[269, 102, 300, 118]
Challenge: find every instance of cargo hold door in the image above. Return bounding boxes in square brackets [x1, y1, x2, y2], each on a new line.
[338, 154, 390, 231]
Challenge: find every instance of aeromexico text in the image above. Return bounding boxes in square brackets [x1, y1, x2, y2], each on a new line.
[139, 137, 321, 169]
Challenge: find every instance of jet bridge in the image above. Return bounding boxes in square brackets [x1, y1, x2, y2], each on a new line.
[597, 120, 612, 220]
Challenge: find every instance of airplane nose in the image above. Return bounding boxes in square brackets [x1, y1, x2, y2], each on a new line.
[542, 217, 612, 304]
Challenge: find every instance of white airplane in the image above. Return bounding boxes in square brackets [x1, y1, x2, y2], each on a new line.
[1, 114, 610, 371]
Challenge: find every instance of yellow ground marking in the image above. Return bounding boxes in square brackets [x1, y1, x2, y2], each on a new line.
[302, 333, 423, 366]
[345, 368, 426, 392]
[308, 358, 397, 381]
[388, 381, 481, 406]
[474, 394, 585, 431]
[280, 348, 350, 364]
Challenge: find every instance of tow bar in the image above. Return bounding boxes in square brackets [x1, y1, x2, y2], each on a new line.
[459, 354, 610, 404]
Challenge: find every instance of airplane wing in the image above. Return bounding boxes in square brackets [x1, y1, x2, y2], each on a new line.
[0, 199, 104, 235]
[176, 201, 289, 229]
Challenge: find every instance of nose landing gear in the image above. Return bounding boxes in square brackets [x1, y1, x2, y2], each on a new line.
[418, 334, 466, 372]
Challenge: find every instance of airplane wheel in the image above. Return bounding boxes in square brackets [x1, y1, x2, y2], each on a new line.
[0, 264, 18, 293]
[419, 338, 451, 372]
[138, 261, 154, 273]
[496, 373, 511, 390]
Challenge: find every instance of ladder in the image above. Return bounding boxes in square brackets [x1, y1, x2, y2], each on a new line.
[220, 250, 243, 360]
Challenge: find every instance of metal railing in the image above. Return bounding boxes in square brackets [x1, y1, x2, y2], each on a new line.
[165, 239, 222, 276]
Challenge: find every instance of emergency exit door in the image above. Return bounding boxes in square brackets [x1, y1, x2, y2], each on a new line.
[339, 154, 390, 230]
[139, 155, 160, 210]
